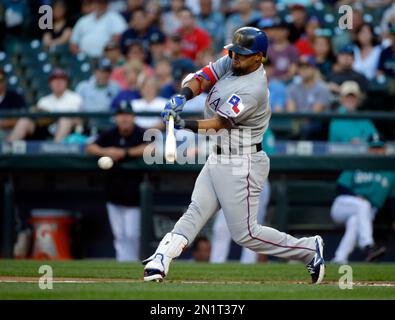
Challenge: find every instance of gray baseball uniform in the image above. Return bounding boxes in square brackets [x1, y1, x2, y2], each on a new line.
[172, 56, 317, 264]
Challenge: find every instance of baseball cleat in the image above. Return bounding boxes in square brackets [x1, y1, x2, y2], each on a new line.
[306, 236, 325, 284]
[143, 253, 166, 282]
[144, 269, 165, 282]
[365, 244, 387, 262]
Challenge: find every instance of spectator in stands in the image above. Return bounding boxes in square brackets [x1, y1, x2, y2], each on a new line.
[132, 77, 166, 130]
[161, 0, 185, 36]
[110, 60, 144, 112]
[103, 41, 125, 68]
[110, 41, 154, 89]
[86, 101, 150, 262]
[148, 32, 167, 67]
[287, 4, 308, 44]
[250, 3, 278, 35]
[286, 55, 332, 113]
[167, 34, 196, 82]
[330, 168, 395, 264]
[76, 58, 120, 113]
[191, 236, 211, 262]
[70, 0, 127, 58]
[265, 60, 287, 112]
[327, 45, 369, 95]
[176, 7, 212, 62]
[155, 58, 177, 99]
[377, 24, 395, 79]
[267, 20, 299, 82]
[257, 0, 278, 20]
[146, 0, 162, 28]
[327, 79, 393, 264]
[119, 8, 165, 56]
[294, 16, 321, 57]
[42, 0, 73, 51]
[196, 0, 225, 53]
[313, 30, 336, 79]
[287, 55, 332, 139]
[3, 0, 29, 53]
[224, 0, 260, 44]
[329, 81, 377, 143]
[332, 8, 364, 54]
[379, 2, 395, 41]
[81, 0, 97, 15]
[0, 69, 27, 139]
[7, 68, 82, 142]
[121, 0, 145, 23]
[352, 23, 382, 81]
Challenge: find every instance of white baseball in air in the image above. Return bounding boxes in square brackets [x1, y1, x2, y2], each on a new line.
[98, 156, 114, 170]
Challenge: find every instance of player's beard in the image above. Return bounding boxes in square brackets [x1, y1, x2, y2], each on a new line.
[231, 64, 245, 76]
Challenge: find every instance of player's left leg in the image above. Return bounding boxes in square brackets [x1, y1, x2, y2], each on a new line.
[143, 158, 220, 281]
[212, 153, 325, 284]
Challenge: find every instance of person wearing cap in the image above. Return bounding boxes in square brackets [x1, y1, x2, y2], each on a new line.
[7, 68, 82, 142]
[329, 81, 377, 144]
[70, 0, 127, 58]
[266, 19, 299, 82]
[149, 31, 168, 67]
[86, 100, 151, 262]
[327, 80, 393, 263]
[286, 55, 332, 113]
[76, 58, 120, 113]
[0, 69, 27, 139]
[327, 44, 369, 94]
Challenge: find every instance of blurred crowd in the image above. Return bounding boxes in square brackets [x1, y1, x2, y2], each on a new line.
[1, 0, 395, 142]
[3, 0, 395, 263]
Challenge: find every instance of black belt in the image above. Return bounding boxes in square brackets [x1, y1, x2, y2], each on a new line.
[214, 143, 262, 155]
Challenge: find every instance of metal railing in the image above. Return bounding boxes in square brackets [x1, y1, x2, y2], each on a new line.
[0, 110, 395, 120]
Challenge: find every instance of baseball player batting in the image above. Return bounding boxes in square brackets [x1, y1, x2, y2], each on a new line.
[143, 27, 325, 284]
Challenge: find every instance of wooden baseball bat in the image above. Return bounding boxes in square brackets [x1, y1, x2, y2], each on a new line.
[165, 115, 177, 163]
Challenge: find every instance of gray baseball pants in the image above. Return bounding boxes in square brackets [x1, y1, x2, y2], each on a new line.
[172, 152, 316, 264]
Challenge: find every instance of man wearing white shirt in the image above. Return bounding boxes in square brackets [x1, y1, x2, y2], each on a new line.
[7, 69, 82, 142]
[70, 0, 127, 58]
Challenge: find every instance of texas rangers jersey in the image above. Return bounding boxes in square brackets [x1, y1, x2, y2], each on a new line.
[203, 55, 271, 150]
[338, 170, 395, 210]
